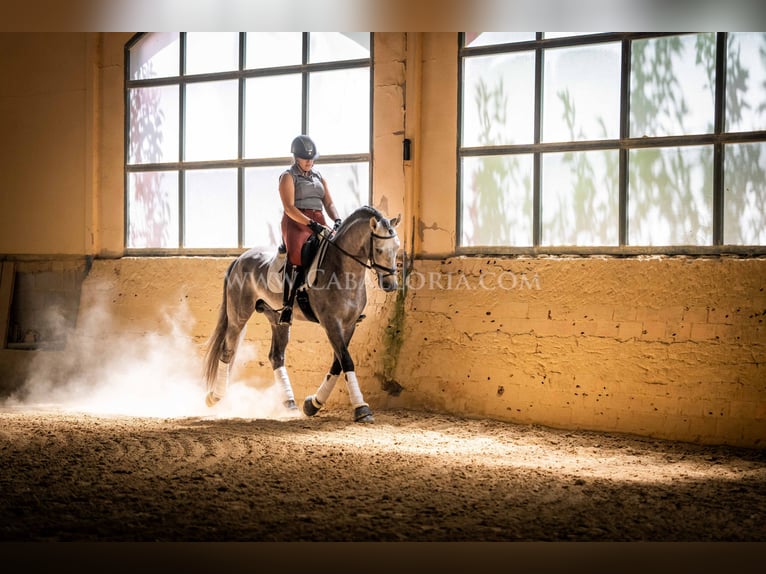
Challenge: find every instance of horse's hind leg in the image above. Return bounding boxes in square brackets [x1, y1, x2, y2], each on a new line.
[206, 322, 246, 406]
[269, 323, 299, 411]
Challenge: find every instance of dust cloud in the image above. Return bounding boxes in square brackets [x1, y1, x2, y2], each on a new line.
[2, 289, 294, 421]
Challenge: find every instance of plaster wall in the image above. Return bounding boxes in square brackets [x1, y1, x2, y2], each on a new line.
[0, 33, 90, 255]
[393, 256, 766, 447]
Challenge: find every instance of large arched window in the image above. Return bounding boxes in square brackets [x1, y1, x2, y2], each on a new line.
[125, 32, 372, 252]
[459, 32, 766, 254]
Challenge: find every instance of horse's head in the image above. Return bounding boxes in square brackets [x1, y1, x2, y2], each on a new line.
[369, 213, 401, 292]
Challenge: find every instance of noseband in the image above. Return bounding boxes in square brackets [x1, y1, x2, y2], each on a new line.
[367, 230, 399, 278]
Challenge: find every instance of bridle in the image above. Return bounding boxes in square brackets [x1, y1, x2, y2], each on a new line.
[326, 224, 399, 279]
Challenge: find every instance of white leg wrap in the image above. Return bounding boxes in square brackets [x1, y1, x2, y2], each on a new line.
[315, 373, 339, 405]
[274, 366, 295, 403]
[344, 372, 367, 408]
[211, 360, 229, 399]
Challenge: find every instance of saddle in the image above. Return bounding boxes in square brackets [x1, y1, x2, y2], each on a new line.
[266, 235, 330, 323]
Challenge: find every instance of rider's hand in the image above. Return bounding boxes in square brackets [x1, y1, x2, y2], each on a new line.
[307, 220, 324, 235]
[333, 219, 342, 232]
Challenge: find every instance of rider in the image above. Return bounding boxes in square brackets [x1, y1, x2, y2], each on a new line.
[278, 134, 342, 325]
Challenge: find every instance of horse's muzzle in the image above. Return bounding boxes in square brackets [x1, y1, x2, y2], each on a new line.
[380, 276, 398, 292]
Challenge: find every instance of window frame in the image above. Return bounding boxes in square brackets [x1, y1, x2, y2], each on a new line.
[124, 32, 374, 255]
[457, 32, 766, 256]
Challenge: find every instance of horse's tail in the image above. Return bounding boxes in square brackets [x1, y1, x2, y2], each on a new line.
[203, 259, 236, 390]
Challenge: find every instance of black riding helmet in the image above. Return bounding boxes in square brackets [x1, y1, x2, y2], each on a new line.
[291, 135, 318, 160]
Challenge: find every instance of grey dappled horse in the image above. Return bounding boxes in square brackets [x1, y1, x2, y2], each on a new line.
[203, 206, 401, 423]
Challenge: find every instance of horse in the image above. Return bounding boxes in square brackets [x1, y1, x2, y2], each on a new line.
[202, 206, 401, 423]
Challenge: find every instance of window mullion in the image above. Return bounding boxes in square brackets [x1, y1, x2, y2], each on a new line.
[238, 32, 246, 249]
[532, 35, 543, 247]
[713, 32, 727, 246]
[302, 33, 310, 134]
[619, 38, 631, 247]
[179, 32, 187, 248]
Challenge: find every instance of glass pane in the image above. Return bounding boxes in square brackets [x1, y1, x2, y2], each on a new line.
[129, 32, 179, 80]
[308, 69, 370, 155]
[542, 150, 619, 246]
[246, 32, 302, 68]
[185, 32, 239, 75]
[309, 33, 370, 63]
[462, 52, 536, 147]
[311, 162, 370, 217]
[461, 155, 534, 247]
[128, 86, 179, 164]
[724, 142, 766, 245]
[244, 167, 287, 249]
[726, 33, 766, 132]
[543, 43, 621, 142]
[184, 169, 238, 248]
[464, 32, 535, 47]
[185, 80, 239, 161]
[630, 34, 716, 137]
[629, 146, 713, 246]
[245, 75, 302, 159]
[127, 171, 178, 248]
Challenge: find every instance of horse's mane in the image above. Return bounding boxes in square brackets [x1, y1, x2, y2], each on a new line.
[347, 205, 384, 224]
[335, 205, 387, 237]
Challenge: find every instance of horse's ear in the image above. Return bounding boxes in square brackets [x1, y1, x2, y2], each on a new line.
[390, 214, 402, 228]
[370, 216, 379, 231]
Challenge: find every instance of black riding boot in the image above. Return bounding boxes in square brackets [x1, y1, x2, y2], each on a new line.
[279, 264, 303, 325]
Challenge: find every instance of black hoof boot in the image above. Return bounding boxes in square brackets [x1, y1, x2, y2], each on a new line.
[303, 395, 323, 417]
[255, 299, 266, 313]
[278, 306, 292, 325]
[354, 404, 375, 423]
[283, 399, 298, 410]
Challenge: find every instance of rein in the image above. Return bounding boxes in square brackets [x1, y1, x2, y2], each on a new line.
[325, 228, 398, 277]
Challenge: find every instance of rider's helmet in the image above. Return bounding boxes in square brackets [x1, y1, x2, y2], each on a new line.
[291, 135, 318, 160]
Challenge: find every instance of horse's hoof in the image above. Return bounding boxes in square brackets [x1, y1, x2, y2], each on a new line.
[354, 404, 374, 423]
[205, 392, 220, 408]
[284, 399, 298, 410]
[255, 299, 266, 313]
[303, 395, 323, 417]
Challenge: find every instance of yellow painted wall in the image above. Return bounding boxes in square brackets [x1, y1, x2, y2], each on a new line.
[394, 256, 766, 446]
[0, 32, 130, 256]
[0, 33, 764, 447]
[0, 34, 89, 255]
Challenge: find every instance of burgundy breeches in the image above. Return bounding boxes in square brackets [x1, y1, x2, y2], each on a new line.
[281, 208, 327, 266]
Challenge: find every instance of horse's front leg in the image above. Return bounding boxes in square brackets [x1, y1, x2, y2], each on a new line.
[303, 356, 342, 416]
[306, 322, 373, 423]
[269, 322, 299, 412]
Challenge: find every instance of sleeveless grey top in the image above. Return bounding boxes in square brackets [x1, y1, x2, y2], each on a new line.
[284, 164, 325, 210]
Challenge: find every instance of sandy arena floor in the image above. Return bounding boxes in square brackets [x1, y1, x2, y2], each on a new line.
[1, 405, 764, 544]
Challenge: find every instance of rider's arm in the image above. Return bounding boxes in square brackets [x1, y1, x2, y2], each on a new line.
[321, 177, 341, 224]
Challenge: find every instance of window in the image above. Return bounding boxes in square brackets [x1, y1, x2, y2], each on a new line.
[125, 32, 372, 252]
[459, 32, 766, 253]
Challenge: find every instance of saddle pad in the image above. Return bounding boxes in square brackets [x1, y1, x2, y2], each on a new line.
[265, 236, 329, 294]
[305, 236, 330, 289]
[266, 253, 286, 293]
